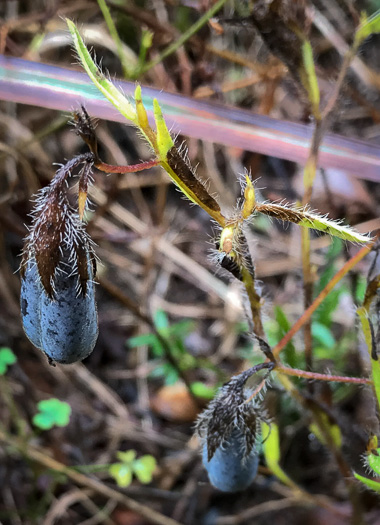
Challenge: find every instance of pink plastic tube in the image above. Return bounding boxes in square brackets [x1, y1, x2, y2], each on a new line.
[0, 55, 379, 181]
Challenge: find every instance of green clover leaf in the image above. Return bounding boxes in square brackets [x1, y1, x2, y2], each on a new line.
[0, 347, 17, 375]
[116, 450, 137, 463]
[109, 463, 133, 488]
[109, 450, 156, 487]
[33, 398, 71, 430]
[132, 455, 157, 484]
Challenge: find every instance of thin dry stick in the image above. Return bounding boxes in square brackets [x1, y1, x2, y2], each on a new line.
[0, 429, 181, 525]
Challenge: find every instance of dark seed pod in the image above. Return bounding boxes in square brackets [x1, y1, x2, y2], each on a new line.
[40, 255, 98, 364]
[195, 364, 273, 492]
[20, 260, 43, 350]
[20, 169, 99, 364]
[202, 428, 259, 492]
[21, 253, 98, 364]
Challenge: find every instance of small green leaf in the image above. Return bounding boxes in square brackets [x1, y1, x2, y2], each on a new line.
[109, 463, 133, 488]
[110, 450, 156, 486]
[153, 310, 169, 332]
[355, 10, 380, 43]
[0, 347, 17, 375]
[164, 366, 180, 385]
[262, 421, 295, 487]
[256, 202, 371, 243]
[127, 333, 157, 348]
[33, 399, 71, 430]
[153, 99, 174, 159]
[312, 322, 336, 349]
[132, 455, 156, 483]
[298, 213, 370, 243]
[117, 450, 137, 463]
[354, 472, 380, 493]
[274, 306, 297, 367]
[168, 320, 195, 338]
[66, 19, 138, 125]
[190, 382, 216, 399]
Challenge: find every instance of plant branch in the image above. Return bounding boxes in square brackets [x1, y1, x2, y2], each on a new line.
[273, 236, 378, 358]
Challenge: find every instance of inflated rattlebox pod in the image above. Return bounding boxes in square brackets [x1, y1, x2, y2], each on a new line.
[202, 428, 260, 493]
[195, 366, 269, 493]
[21, 252, 98, 364]
[20, 260, 43, 350]
[20, 170, 99, 365]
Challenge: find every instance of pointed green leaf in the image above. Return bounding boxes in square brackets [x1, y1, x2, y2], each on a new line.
[153, 99, 174, 159]
[66, 19, 138, 124]
[312, 322, 336, 349]
[262, 421, 295, 487]
[127, 334, 157, 348]
[299, 214, 370, 243]
[356, 10, 380, 43]
[258, 202, 371, 243]
[153, 310, 169, 331]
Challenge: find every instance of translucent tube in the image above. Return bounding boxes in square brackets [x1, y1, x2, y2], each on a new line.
[0, 55, 379, 181]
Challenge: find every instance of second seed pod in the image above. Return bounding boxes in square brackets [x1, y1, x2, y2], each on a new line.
[202, 427, 260, 492]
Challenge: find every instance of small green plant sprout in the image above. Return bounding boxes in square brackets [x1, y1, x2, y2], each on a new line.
[128, 310, 196, 385]
[33, 398, 71, 430]
[354, 436, 380, 494]
[109, 450, 157, 488]
[0, 347, 17, 375]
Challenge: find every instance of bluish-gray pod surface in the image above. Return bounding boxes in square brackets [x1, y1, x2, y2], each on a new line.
[20, 261, 43, 349]
[203, 428, 259, 492]
[40, 263, 98, 364]
[21, 259, 98, 364]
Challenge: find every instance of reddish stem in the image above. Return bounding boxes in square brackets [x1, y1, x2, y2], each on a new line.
[278, 365, 372, 385]
[94, 158, 160, 174]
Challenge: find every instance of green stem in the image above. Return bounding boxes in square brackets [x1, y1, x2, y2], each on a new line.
[97, 0, 133, 78]
[140, 0, 229, 74]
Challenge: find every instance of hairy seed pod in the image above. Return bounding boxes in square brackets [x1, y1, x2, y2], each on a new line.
[20, 155, 99, 364]
[20, 260, 43, 349]
[202, 428, 259, 492]
[21, 255, 98, 364]
[40, 256, 98, 364]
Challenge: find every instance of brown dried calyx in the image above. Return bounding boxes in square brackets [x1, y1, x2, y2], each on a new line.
[195, 362, 274, 462]
[21, 154, 96, 299]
